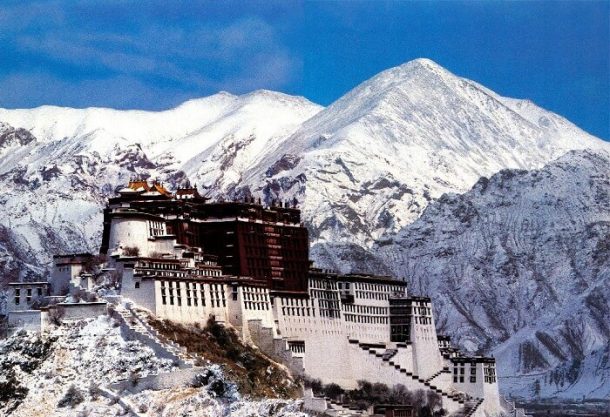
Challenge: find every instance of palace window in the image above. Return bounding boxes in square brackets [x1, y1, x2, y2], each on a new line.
[148, 220, 165, 237]
[161, 282, 167, 305]
[484, 364, 496, 383]
[186, 282, 192, 307]
[168, 281, 174, 305]
[192, 284, 198, 307]
[453, 364, 465, 383]
[288, 341, 305, 354]
[14, 288, 20, 305]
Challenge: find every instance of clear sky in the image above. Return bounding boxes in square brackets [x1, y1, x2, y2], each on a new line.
[0, 1, 608, 140]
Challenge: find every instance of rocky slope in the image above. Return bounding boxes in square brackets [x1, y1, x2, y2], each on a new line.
[375, 149, 610, 399]
[0, 316, 306, 417]
[0, 58, 608, 398]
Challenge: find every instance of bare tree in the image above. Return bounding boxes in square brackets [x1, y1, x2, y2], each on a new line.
[48, 305, 66, 326]
[427, 390, 442, 412]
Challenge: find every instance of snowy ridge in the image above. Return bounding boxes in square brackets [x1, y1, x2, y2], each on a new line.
[235, 58, 606, 250]
[0, 91, 321, 283]
[0, 58, 608, 399]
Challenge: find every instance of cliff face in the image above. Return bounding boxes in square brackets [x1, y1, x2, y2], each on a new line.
[375, 150, 610, 399]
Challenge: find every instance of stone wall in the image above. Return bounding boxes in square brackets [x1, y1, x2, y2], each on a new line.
[60, 302, 108, 320]
[109, 367, 205, 395]
[248, 319, 304, 376]
[118, 318, 183, 364]
[8, 310, 42, 332]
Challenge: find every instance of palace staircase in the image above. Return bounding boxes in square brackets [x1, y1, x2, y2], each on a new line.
[351, 340, 483, 415]
[325, 398, 368, 417]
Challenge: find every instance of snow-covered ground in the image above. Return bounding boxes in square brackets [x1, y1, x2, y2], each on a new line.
[0, 316, 307, 417]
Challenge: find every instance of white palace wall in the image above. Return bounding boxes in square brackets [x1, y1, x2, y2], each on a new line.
[153, 281, 229, 325]
[114, 267, 502, 414]
[121, 265, 157, 313]
[409, 300, 443, 380]
[108, 217, 176, 257]
[452, 361, 501, 414]
[392, 345, 415, 373]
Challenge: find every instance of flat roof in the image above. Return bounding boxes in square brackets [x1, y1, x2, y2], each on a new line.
[136, 273, 268, 286]
[388, 296, 431, 303]
[451, 356, 496, 364]
[309, 268, 407, 286]
[340, 273, 407, 286]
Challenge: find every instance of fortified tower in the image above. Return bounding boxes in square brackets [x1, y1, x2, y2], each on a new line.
[100, 179, 310, 295]
[389, 296, 443, 379]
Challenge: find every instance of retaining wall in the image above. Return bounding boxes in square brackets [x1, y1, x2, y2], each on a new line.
[8, 310, 42, 332]
[109, 367, 205, 395]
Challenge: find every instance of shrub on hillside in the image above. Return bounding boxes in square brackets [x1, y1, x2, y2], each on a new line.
[301, 376, 323, 394]
[191, 367, 231, 398]
[0, 368, 28, 411]
[123, 246, 140, 257]
[88, 382, 102, 400]
[129, 370, 140, 387]
[48, 305, 66, 326]
[58, 385, 84, 408]
[314, 380, 445, 416]
[323, 383, 344, 400]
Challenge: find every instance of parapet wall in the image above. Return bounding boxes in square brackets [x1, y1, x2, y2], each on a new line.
[8, 310, 43, 332]
[60, 302, 108, 320]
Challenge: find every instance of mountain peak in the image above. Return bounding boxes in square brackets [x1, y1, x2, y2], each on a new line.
[238, 89, 323, 110]
[402, 57, 446, 72]
[366, 58, 453, 87]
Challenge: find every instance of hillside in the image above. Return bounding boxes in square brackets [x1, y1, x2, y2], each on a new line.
[0, 314, 305, 417]
[375, 149, 610, 399]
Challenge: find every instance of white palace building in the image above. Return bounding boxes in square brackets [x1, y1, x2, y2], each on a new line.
[6, 180, 503, 416]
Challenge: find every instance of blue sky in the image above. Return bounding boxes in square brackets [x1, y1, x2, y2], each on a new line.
[0, 1, 608, 139]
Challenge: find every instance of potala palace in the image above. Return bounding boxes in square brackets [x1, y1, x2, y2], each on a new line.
[6, 179, 503, 416]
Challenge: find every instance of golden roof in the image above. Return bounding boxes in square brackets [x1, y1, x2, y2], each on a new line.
[127, 179, 151, 191]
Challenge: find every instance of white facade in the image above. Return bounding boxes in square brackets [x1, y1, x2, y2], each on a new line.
[107, 215, 178, 258]
[41, 183, 504, 415]
[7, 282, 49, 312]
[114, 264, 502, 414]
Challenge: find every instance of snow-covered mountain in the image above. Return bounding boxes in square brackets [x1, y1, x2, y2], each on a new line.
[0, 91, 322, 284]
[235, 59, 606, 257]
[374, 149, 610, 399]
[0, 58, 608, 399]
